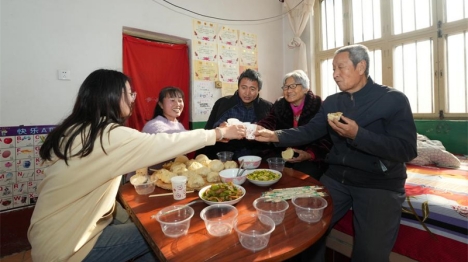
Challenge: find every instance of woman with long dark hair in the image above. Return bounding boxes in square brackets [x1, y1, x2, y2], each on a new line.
[28, 69, 245, 262]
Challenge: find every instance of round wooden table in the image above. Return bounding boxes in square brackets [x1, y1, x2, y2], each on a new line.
[118, 167, 332, 261]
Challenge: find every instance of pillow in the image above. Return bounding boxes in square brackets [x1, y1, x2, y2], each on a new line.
[408, 134, 461, 168]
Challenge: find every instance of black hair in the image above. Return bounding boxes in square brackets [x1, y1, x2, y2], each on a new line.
[238, 68, 263, 90]
[40, 69, 131, 164]
[152, 86, 185, 119]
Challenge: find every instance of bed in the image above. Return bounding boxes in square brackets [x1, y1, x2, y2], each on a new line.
[326, 157, 468, 262]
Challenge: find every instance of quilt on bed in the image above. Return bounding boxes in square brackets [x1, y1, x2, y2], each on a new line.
[333, 159, 468, 262]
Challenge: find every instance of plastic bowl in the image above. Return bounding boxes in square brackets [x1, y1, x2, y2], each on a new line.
[216, 151, 234, 162]
[134, 183, 155, 195]
[154, 205, 194, 237]
[234, 213, 276, 252]
[291, 196, 328, 223]
[245, 169, 282, 187]
[130, 175, 155, 195]
[200, 204, 238, 236]
[199, 183, 246, 206]
[253, 197, 289, 225]
[238, 155, 262, 169]
[219, 168, 248, 185]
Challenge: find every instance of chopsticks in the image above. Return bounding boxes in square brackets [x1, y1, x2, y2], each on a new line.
[149, 191, 194, 198]
[261, 186, 326, 200]
[236, 160, 245, 177]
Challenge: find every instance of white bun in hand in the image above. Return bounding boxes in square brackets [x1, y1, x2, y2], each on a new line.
[327, 112, 343, 121]
[281, 147, 295, 160]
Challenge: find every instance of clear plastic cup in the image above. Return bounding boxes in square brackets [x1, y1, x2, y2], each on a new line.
[267, 157, 286, 172]
[154, 205, 194, 237]
[253, 197, 289, 225]
[217, 151, 234, 162]
[291, 196, 327, 223]
[200, 204, 238, 237]
[234, 213, 275, 252]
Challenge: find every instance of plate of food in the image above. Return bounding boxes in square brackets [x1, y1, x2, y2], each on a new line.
[199, 182, 246, 205]
[245, 169, 282, 187]
[150, 154, 239, 191]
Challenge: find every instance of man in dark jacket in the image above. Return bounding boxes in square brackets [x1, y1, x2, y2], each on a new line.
[199, 69, 273, 159]
[256, 44, 417, 261]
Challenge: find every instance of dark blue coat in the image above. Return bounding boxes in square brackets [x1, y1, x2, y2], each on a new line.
[275, 77, 417, 192]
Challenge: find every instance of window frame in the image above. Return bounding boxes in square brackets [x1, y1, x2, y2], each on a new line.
[312, 0, 468, 120]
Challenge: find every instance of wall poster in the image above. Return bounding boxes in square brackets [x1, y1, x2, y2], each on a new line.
[190, 20, 259, 122]
[191, 81, 221, 122]
[0, 125, 55, 211]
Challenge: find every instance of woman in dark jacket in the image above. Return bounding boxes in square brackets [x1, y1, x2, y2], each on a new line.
[257, 70, 331, 179]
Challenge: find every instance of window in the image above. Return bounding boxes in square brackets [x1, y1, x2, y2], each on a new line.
[315, 0, 468, 119]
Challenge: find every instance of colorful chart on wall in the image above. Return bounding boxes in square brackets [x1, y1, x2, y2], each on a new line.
[0, 125, 55, 211]
[190, 19, 258, 122]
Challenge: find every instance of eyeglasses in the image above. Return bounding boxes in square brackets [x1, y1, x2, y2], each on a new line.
[281, 83, 302, 91]
[123, 90, 137, 100]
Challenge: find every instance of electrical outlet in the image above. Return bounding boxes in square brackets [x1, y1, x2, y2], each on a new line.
[58, 70, 71, 80]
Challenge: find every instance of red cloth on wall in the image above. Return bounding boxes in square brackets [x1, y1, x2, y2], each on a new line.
[123, 34, 189, 131]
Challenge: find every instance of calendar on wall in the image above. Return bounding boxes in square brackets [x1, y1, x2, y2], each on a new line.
[0, 125, 55, 211]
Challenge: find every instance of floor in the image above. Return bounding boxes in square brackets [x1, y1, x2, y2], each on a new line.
[0, 250, 32, 262]
[0, 248, 350, 262]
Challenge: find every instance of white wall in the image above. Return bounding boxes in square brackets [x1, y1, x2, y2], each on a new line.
[0, 0, 288, 126]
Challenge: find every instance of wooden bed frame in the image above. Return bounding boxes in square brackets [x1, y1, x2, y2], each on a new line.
[325, 162, 468, 261]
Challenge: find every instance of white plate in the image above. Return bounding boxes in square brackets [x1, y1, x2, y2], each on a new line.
[245, 169, 282, 187]
[199, 183, 246, 205]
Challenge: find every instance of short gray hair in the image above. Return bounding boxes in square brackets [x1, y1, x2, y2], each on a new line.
[283, 70, 310, 90]
[335, 44, 370, 76]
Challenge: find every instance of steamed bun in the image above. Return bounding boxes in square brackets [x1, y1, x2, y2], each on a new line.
[152, 169, 176, 183]
[170, 162, 187, 173]
[209, 159, 224, 172]
[187, 174, 205, 188]
[206, 172, 221, 182]
[224, 160, 238, 169]
[187, 161, 204, 171]
[194, 166, 211, 177]
[174, 155, 189, 163]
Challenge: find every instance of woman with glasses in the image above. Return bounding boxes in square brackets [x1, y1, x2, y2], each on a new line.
[257, 70, 331, 180]
[28, 69, 245, 262]
[142, 86, 186, 134]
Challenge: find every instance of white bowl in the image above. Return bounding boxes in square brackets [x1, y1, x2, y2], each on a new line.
[238, 155, 262, 169]
[199, 183, 246, 206]
[219, 168, 248, 185]
[245, 169, 282, 187]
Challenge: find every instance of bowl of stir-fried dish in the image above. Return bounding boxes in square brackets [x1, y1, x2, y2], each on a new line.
[245, 169, 282, 187]
[199, 182, 246, 205]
